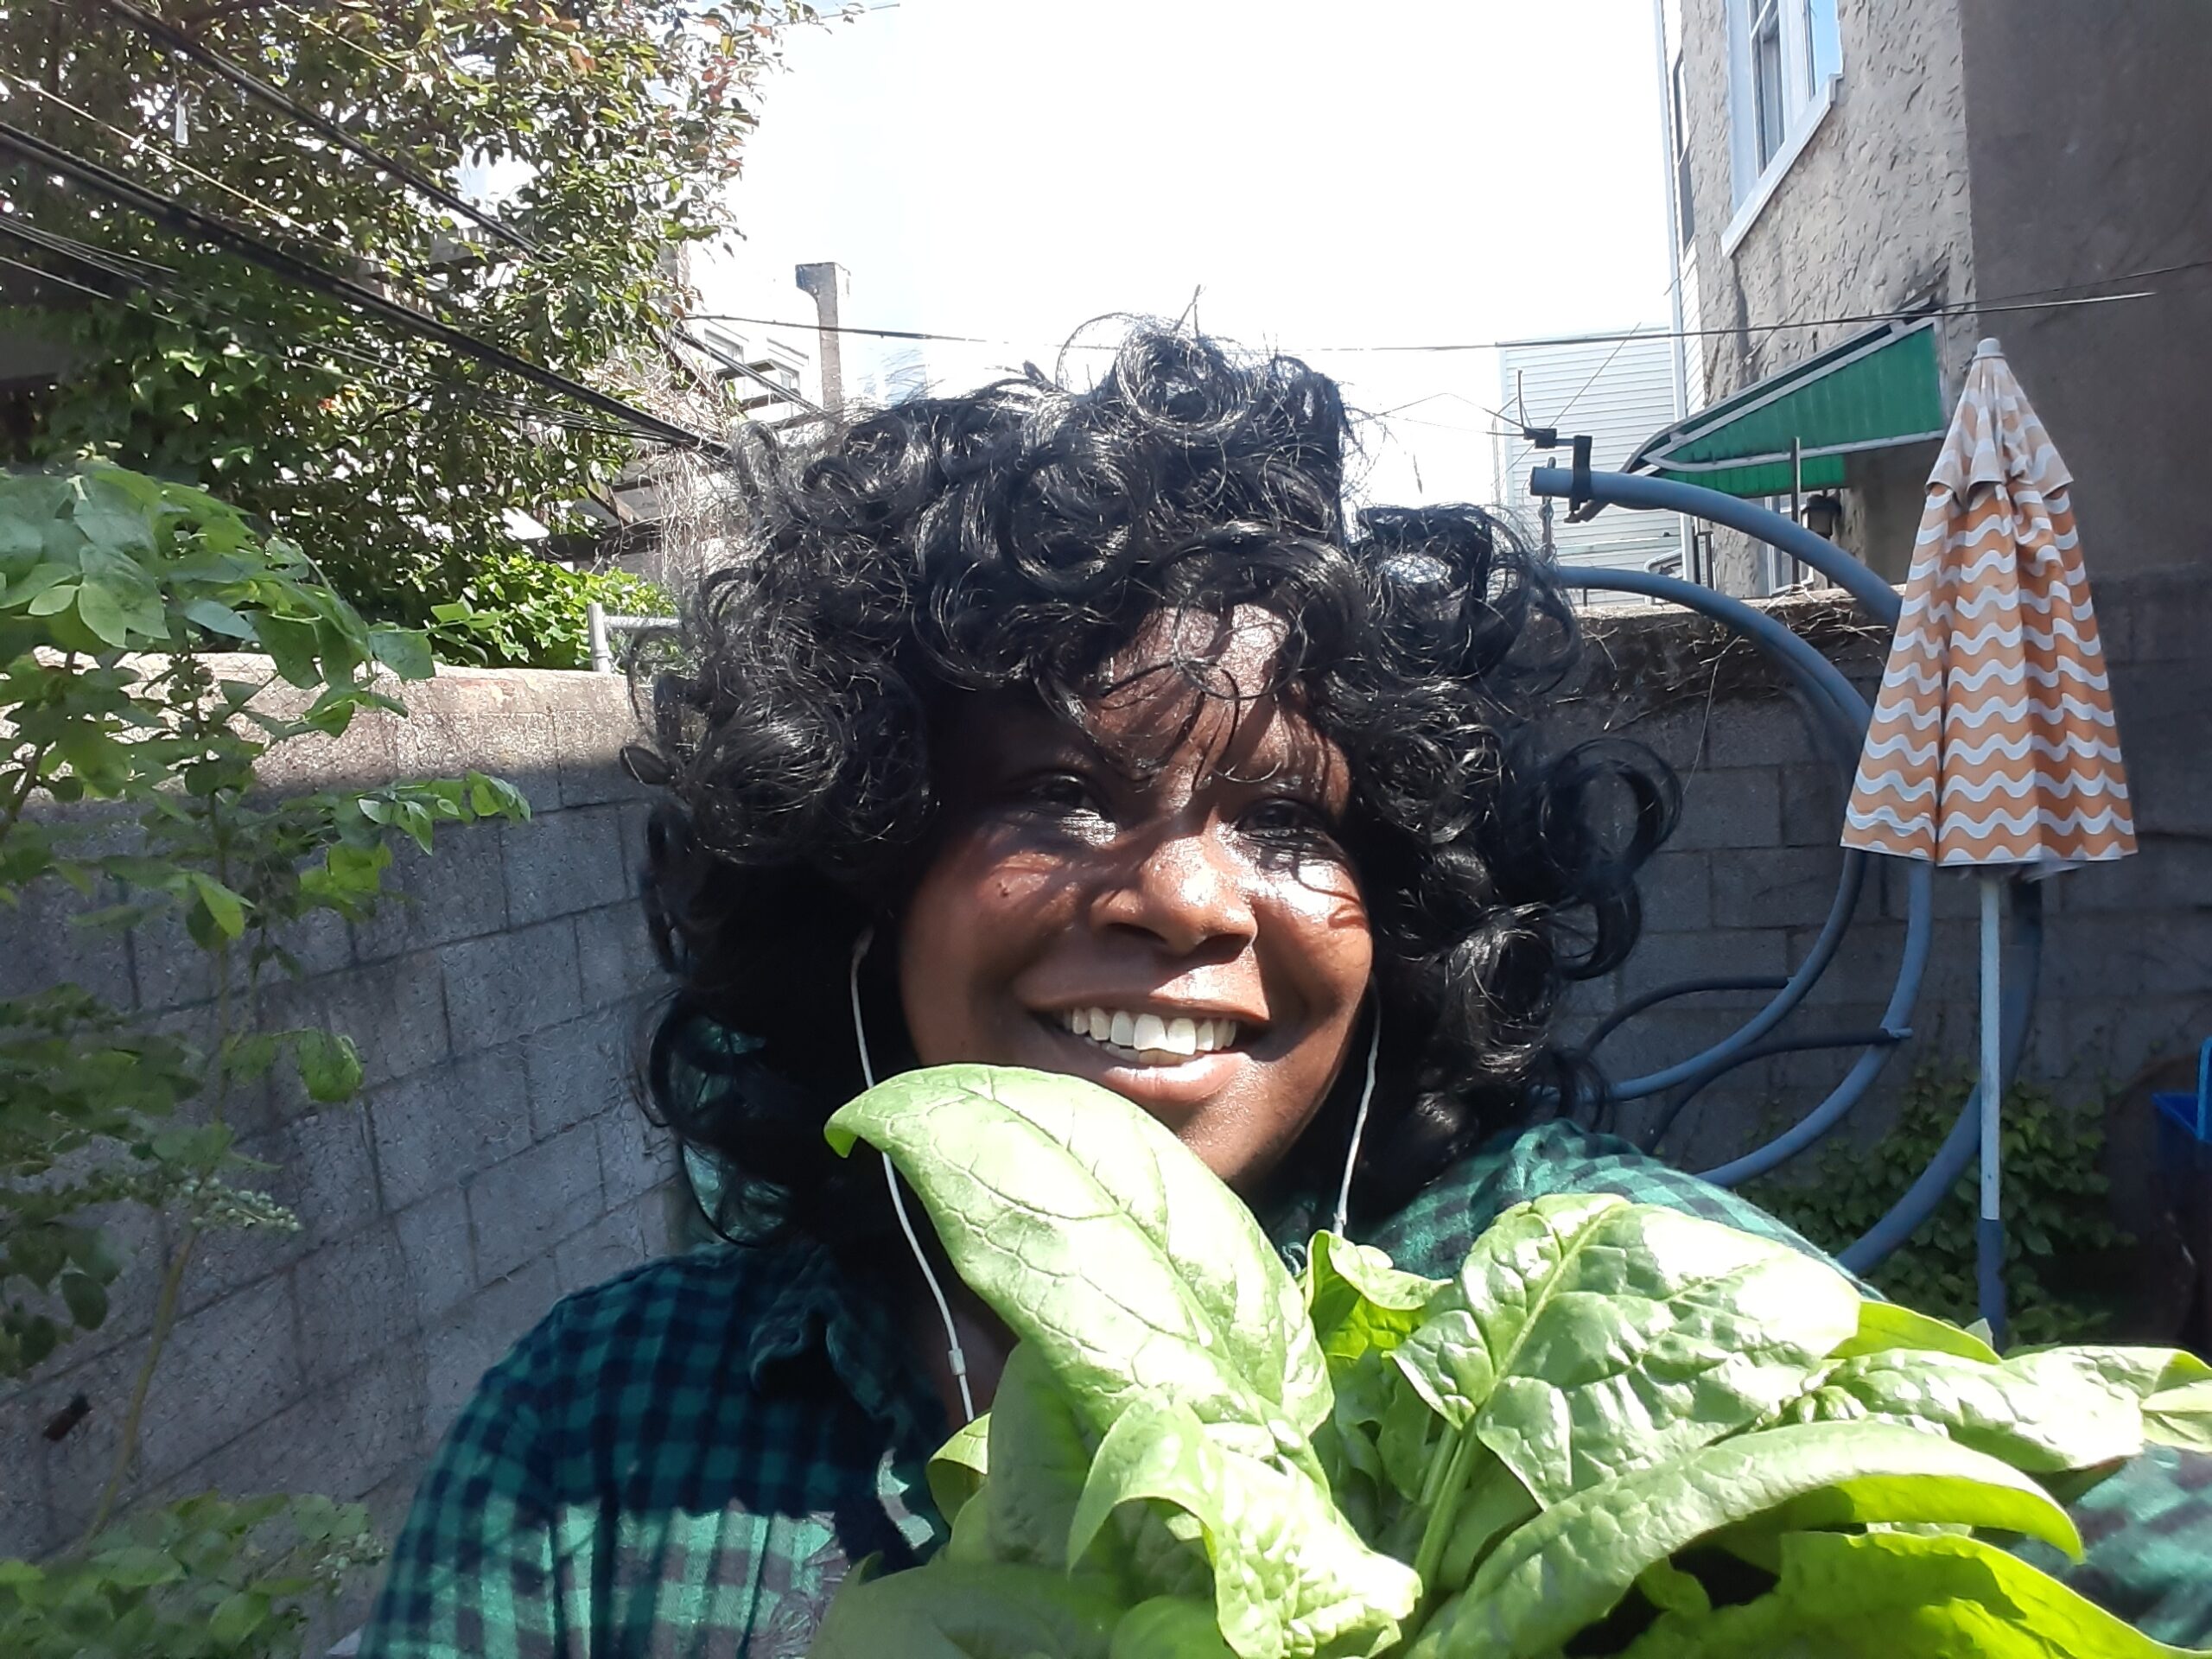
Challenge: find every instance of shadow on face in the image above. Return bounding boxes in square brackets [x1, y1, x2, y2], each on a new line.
[897, 607, 1373, 1192]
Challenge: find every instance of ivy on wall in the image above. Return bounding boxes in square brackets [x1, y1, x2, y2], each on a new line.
[1750, 1063, 2130, 1348]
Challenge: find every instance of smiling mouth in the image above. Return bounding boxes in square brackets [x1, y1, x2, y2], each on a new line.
[1044, 1006, 1247, 1068]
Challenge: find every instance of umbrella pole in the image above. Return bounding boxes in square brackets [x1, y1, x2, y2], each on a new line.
[1977, 874, 2007, 1344]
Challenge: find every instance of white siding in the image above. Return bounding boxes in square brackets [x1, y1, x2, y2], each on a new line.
[1494, 333, 1683, 577]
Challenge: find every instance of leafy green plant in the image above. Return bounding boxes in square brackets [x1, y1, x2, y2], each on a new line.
[423, 552, 672, 671]
[0, 461, 529, 1650]
[1, 0, 810, 634]
[807, 1065, 2212, 1658]
[1748, 1063, 2127, 1346]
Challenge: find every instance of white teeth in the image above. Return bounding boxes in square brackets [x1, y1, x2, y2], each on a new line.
[1057, 1008, 1244, 1058]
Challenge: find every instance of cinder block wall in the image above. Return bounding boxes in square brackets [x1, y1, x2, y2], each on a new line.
[0, 665, 679, 1624]
[1564, 565, 2212, 1177]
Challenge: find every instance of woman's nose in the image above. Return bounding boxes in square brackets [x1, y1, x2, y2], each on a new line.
[1092, 825, 1258, 957]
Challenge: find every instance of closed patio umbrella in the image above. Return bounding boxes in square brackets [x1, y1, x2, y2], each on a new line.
[1841, 338, 2134, 1340]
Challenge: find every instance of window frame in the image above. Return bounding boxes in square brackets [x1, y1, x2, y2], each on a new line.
[1670, 50, 1696, 251]
[1722, 0, 1842, 255]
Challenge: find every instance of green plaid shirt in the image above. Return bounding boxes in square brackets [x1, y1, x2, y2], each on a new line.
[359, 1122, 2211, 1656]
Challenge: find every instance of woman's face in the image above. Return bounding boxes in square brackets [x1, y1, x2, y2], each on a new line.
[898, 608, 1374, 1191]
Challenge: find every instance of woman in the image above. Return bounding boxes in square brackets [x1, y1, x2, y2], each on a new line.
[360, 333, 2207, 1657]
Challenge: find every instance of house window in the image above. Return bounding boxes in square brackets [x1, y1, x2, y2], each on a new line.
[1728, 0, 1841, 211]
[1670, 53, 1695, 249]
[1750, 0, 1787, 166]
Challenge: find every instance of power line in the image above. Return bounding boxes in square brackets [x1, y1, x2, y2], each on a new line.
[0, 119, 712, 451]
[98, 0, 539, 256]
[0, 118, 719, 449]
[1548, 320, 1650, 429]
[0, 212, 174, 283]
[0, 245, 110, 300]
[0, 212, 652, 442]
[0, 64, 426, 294]
[685, 269, 2197, 360]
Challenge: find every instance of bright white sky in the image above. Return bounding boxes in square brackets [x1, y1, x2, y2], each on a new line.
[699, 0, 1675, 505]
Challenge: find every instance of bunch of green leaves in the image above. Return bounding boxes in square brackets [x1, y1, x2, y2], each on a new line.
[810, 1065, 2212, 1659]
[423, 551, 671, 669]
[2, 460, 526, 1646]
[1, 0, 810, 630]
[1749, 1063, 2129, 1346]
[0, 1494, 380, 1659]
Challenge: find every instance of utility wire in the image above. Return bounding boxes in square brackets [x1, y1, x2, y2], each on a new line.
[0, 211, 175, 283]
[1, 213, 652, 442]
[0, 118, 719, 449]
[0, 65, 425, 294]
[1547, 320, 1649, 430]
[98, 0, 540, 256]
[271, 2, 410, 74]
[0, 245, 110, 299]
[686, 270, 2196, 359]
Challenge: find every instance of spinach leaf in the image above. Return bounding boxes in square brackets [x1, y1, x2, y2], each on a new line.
[1773, 1349, 2148, 1471]
[1831, 1298, 2003, 1363]
[1071, 1399, 1421, 1659]
[1408, 1420, 2081, 1659]
[1109, 1598, 1240, 1658]
[2013, 1346, 2212, 1455]
[1392, 1194, 1860, 1505]
[1617, 1530, 2207, 1658]
[808, 1558, 1127, 1659]
[1306, 1233, 1446, 1369]
[827, 1066, 1326, 1475]
[975, 1345, 1105, 1573]
[2145, 1378, 2212, 1452]
[931, 1417, 992, 1525]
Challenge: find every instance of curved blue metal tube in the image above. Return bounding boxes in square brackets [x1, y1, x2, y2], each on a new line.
[1582, 977, 1789, 1054]
[1702, 859, 1934, 1187]
[1643, 1026, 1912, 1154]
[1561, 565, 1877, 1105]
[1839, 881, 2044, 1274]
[1612, 850, 1870, 1103]
[1529, 466, 1902, 624]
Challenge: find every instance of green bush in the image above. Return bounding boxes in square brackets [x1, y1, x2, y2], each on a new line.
[1749, 1063, 2128, 1346]
[0, 461, 529, 1649]
[423, 553, 674, 671]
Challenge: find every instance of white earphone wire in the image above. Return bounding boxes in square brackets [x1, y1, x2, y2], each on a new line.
[1331, 997, 1381, 1237]
[850, 929, 976, 1423]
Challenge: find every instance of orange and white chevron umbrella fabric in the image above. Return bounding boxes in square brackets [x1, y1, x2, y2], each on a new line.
[1842, 340, 2134, 872]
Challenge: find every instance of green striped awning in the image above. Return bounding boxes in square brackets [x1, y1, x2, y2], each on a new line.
[1629, 317, 1947, 498]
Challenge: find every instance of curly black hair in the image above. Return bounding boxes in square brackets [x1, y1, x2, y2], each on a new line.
[628, 330, 1674, 1255]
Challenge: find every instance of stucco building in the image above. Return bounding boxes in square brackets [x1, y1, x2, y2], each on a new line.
[1649, 0, 2212, 595]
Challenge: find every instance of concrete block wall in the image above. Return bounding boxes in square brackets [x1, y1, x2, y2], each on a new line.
[1562, 566, 2212, 1178]
[0, 664, 679, 1628]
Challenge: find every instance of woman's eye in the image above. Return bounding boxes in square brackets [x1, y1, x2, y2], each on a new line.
[1241, 796, 1337, 845]
[1015, 772, 1104, 817]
